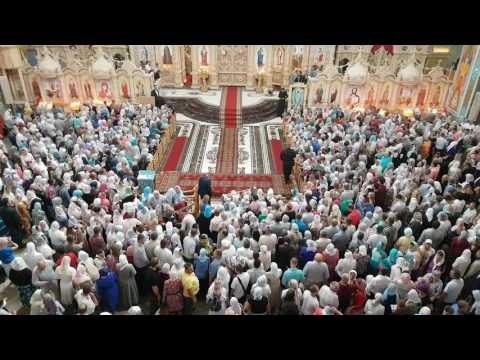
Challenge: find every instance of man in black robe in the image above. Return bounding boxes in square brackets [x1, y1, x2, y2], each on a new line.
[198, 175, 212, 200]
[277, 88, 288, 117]
[151, 85, 165, 109]
[280, 145, 297, 184]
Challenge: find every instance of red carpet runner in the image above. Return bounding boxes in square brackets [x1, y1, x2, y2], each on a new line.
[271, 139, 284, 174]
[162, 137, 187, 171]
[223, 86, 239, 128]
[216, 87, 242, 174]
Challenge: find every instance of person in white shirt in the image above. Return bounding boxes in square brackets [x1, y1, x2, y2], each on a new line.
[209, 209, 223, 235]
[318, 282, 339, 308]
[301, 285, 320, 315]
[230, 265, 250, 303]
[442, 270, 464, 305]
[180, 211, 196, 232]
[154, 239, 174, 269]
[182, 229, 198, 263]
[133, 234, 149, 269]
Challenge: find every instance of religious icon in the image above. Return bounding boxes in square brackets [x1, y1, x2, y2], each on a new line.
[25, 48, 38, 67]
[381, 85, 390, 105]
[431, 85, 441, 107]
[46, 80, 61, 99]
[184, 45, 192, 75]
[68, 78, 78, 99]
[257, 47, 265, 68]
[314, 87, 323, 105]
[200, 46, 209, 66]
[121, 81, 130, 99]
[84, 81, 93, 99]
[348, 88, 360, 107]
[366, 87, 375, 106]
[139, 46, 148, 63]
[449, 45, 476, 110]
[276, 47, 284, 66]
[136, 81, 145, 97]
[221, 48, 229, 65]
[399, 86, 412, 106]
[292, 46, 303, 69]
[98, 82, 111, 98]
[32, 79, 41, 99]
[292, 88, 304, 108]
[330, 87, 338, 104]
[163, 46, 173, 65]
[416, 87, 427, 107]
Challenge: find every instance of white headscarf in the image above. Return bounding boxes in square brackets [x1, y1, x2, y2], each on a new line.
[268, 262, 282, 279]
[227, 297, 243, 315]
[23, 242, 43, 270]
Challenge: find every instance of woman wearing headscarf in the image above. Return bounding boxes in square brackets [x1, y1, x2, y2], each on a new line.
[299, 239, 317, 268]
[206, 278, 228, 315]
[364, 293, 385, 315]
[116, 254, 139, 309]
[251, 274, 272, 301]
[323, 243, 340, 280]
[225, 297, 244, 315]
[451, 249, 471, 277]
[194, 248, 210, 297]
[31, 202, 48, 226]
[396, 272, 415, 300]
[281, 278, 303, 311]
[390, 257, 408, 282]
[162, 268, 183, 315]
[48, 221, 67, 250]
[73, 263, 92, 291]
[335, 250, 357, 278]
[244, 286, 270, 315]
[23, 242, 43, 270]
[96, 267, 119, 314]
[369, 242, 387, 275]
[405, 289, 422, 314]
[425, 249, 446, 275]
[259, 245, 271, 272]
[470, 290, 480, 315]
[9, 257, 35, 309]
[382, 283, 399, 315]
[16, 201, 32, 237]
[395, 228, 415, 253]
[78, 251, 100, 283]
[265, 262, 282, 313]
[346, 278, 367, 315]
[55, 255, 76, 307]
[74, 283, 98, 315]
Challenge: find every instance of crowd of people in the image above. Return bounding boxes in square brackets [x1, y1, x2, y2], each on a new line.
[0, 96, 480, 316]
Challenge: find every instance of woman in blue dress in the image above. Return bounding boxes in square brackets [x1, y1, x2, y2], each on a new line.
[96, 267, 119, 313]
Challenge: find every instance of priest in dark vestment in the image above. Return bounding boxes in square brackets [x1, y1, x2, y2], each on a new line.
[277, 88, 288, 117]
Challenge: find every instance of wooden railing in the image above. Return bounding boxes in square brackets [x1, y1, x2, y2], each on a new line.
[147, 114, 176, 171]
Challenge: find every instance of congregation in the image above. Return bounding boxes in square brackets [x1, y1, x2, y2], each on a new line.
[0, 97, 479, 316]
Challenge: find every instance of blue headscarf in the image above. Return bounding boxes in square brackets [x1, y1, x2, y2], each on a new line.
[73, 190, 83, 198]
[203, 205, 213, 219]
[143, 186, 152, 200]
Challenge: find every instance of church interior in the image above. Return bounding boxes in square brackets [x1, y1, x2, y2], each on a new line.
[1, 44, 480, 316]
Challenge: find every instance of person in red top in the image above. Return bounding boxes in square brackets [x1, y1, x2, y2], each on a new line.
[347, 278, 367, 315]
[55, 247, 79, 269]
[89, 226, 106, 256]
[348, 204, 362, 227]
